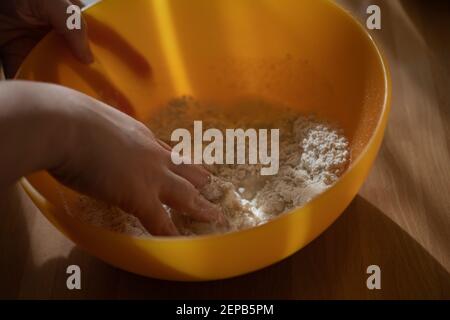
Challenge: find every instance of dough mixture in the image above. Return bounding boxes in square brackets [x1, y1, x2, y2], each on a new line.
[70, 97, 350, 236]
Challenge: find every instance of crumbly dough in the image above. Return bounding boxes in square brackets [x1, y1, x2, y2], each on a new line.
[70, 97, 350, 236]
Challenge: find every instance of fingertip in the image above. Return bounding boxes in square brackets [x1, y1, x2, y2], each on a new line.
[137, 201, 179, 236]
[216, 210, 227, 226]
[142, 217, 179, 237]
[47, 0, 94, 64]
[167, 221, 181, 236]
[75, 41, 94, 64]
[61, 30, 94, 64]
[211, 207, 227, 226]
[170, 163, 211, 188]
[197, 167, 211, 185]
[83, 47, 95, 64]
[196, 196, 225, 224]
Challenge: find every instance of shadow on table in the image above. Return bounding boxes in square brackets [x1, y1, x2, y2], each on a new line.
[399, 0, 450, 135]
[0, 184, 121, 299]
[32, 196, 450, 298]
[1, 186, 449, 299]
[104, 195, 449, 300]
[341, 0, 450, 264]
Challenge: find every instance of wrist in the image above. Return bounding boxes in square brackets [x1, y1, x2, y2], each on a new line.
[31, 82, 80, 172]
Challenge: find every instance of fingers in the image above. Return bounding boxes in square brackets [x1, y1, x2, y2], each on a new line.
[45, 0, 94, 63]
[136, 199, 179, 236]
[70, 0, 85, 7]
[160, 172, 225, 224]
[157, 140, 211, 188]
[170, 162, 211, 188]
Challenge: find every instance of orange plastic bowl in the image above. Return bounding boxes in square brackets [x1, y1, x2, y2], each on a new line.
[16, 0, 390, 280]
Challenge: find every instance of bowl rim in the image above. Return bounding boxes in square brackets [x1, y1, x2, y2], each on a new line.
[18, 0, 392, 243]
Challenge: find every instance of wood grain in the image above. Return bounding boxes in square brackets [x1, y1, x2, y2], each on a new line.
[0, 0, 449, 299]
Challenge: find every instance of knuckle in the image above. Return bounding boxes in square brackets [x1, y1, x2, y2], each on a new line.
[188, 189, 202, 209]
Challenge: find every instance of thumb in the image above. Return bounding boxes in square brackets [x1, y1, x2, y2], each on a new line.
[44, 0, 94, 63]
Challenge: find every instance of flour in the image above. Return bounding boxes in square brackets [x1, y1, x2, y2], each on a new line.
[75, 196, 149, 237]
[70, 97, 350, 236]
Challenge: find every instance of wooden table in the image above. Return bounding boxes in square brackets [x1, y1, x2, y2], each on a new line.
[1, 0, 449, 299]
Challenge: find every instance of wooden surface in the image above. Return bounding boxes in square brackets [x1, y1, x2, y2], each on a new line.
[0, 0, 449, 299]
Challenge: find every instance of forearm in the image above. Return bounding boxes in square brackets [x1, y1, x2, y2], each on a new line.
[0, 80, 72, 189]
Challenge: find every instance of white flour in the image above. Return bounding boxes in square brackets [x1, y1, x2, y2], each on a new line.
[71, 97, 350, 236]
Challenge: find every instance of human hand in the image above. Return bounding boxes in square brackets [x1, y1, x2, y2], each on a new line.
[0, 0, 93, 78]
[0, 81, 224, 236]
[54, 85, 225, 236]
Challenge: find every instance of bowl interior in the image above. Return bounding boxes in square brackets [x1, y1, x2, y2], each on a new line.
[19, 0, 386, 152]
